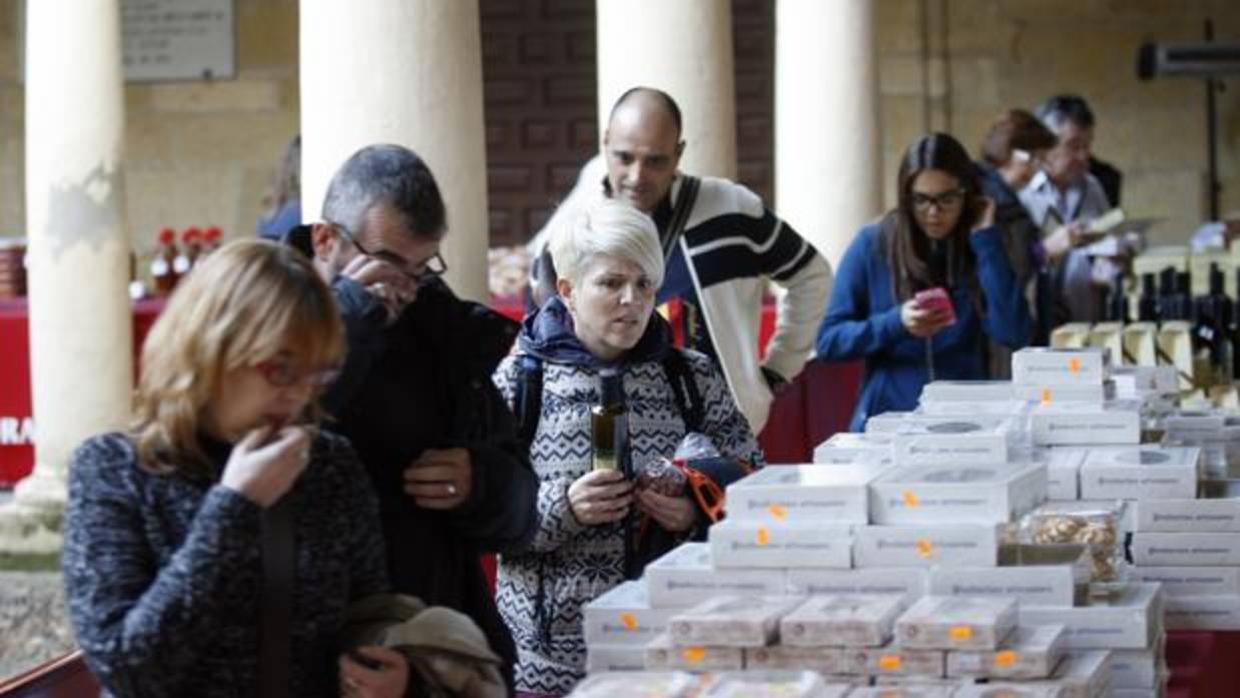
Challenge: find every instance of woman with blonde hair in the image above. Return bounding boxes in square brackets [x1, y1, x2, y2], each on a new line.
[62, 240, 408, 698]
[493, 200, 761, 696]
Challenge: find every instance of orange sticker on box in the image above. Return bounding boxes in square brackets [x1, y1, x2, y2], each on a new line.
[950, 625, 974, 641]
[1040, 388, 1052, 405]
[756, 527, 771, 546]
[767, 504, 788, 521]
[878, 654, 902, 671]
[682, 647, 707, 664]
[915, 539, 934, 559]
[1068, 358, 1081, 374]
[994, 650, 1019, 667]
[902, 490, 920, 508]
[619, 612, 638, 631]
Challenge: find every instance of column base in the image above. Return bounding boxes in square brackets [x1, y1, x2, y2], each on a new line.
[0, 471, 66, 556]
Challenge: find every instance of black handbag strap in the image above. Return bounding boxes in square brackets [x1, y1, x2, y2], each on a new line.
[661, 175, 700, 259]
[256, 495, 295, 698]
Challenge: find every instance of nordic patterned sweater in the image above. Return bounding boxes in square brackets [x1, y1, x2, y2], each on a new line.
[491, 297, 762, 695]
[61, 430, 389, 698]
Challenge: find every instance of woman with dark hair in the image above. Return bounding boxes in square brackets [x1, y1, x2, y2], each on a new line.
[816, 133, 1031, 431]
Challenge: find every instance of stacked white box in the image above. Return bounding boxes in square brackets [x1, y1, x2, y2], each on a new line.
[1027, 649, 1114, 698]
[585, 645, 647, 673]
[1013, 380, 1116, 404]
[1110, 635, 1166, 689]
[1043, 448, 1089, 500]
[945, 624, 1067, 680]
[1030, 400, 1142, 446]
[920, 380, 1016, 402]
[700, 671, 851, 698]
[709, 518, 852, 569]
[894, 596, 1018, 651]
[645, 543, 787, 608]
[583, 580, 677, 647]
[891, 416, 1016, 466]
[726, 463, 886, 525]
[786, 567, 927, 600]
[849, 686, 958, 698]
[779, 595, 905, 647]
[743, 645, 852, 675]
[644, 634, 745, 671]
[1162, 594, 1240, 630]
[668, 596, 801, 647]
[1130, 532, 1240, 566]
[929, 545, 1090, 608]
[1019, 583, 1162, 649]
[569, 671, 698, 697]
[953, 684, 1063, 698]
[854, 524, 999, 568]
[869, 462, 1047, 525]
[1078, 446, 1201, 500]
[1012, 347, 1111, 386]
[812, 431, 894, 464]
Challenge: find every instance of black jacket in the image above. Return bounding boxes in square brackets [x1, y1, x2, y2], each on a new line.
[287, 228, 538, 688]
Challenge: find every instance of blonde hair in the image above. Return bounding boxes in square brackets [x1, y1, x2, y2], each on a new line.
[131, 240, 344, 475]
[549, 199, 664, 289]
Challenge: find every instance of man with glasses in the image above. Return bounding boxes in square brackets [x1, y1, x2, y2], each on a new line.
[1020, 95, 1116, 323]
[284, 143, 537, 689]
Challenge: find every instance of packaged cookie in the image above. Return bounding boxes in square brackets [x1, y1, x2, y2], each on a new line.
[894, 596, 1018, 651]
[780, 594, 905, 647]
[668, 595, 802, 647]
[1022, 501, 1124, 582]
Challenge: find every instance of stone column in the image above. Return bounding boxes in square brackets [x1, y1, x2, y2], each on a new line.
[1, 0, 132, 553]
[775, 0, 882, 270]
[300, 0, 489, 302]
[595, 0, 737, 179]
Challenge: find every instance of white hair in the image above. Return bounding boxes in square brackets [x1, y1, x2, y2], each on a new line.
[549, 199, 665, 289]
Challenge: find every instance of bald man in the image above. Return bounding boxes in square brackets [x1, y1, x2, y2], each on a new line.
[530, 87, 832, 434]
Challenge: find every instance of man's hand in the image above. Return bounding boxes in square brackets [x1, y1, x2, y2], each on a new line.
[900, 299, 953, 338]
[635, 488, 696, 533]
[339, 254, 417, 324]
[568, 470, 632, 526]
[403, 448, 472, 510]
[1043, 222, 1086, 264]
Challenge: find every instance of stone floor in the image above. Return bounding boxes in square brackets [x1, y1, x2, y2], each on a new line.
[0, 570, 75, 681]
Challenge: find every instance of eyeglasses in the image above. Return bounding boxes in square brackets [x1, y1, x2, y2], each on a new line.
[911, 189, 967, 212]
[327, 221, 448, 284]
[254, 359, 340, 389]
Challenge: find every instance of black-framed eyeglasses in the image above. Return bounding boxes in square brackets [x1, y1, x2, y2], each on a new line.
[327, 221, 448, 283]
[911, 189, 966, 212]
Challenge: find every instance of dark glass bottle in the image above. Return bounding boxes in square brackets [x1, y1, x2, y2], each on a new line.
[1137, 273, 1160, 323]
[1105, 272, 1128, 323]
[591, 368, 629, 476]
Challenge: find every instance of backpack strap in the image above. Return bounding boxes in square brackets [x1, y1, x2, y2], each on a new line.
[662, 175, 701, 259]
[512, 354, 544, 448]
[661, 348, 705, 434]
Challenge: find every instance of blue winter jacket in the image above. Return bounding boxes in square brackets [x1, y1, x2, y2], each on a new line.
[816, 223, 1031, 431]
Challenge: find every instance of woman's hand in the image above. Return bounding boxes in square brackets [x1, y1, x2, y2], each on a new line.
[900, 299, 953, 338]
[970, 195, 997, 232]
[338, 646, 409, 698]
[220, 425, 311, 508]
[568, 470, 632, 526]
[1043, 222, 1086, 263]
[636, 489, 697, 533]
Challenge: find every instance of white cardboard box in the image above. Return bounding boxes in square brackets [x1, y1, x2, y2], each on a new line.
[1019, 583, 1162, 649]
[895, 596, 1019, 651]
[849, 686, 957, 698]
[583, 580, 677, 647]
[1027, 650, 1114, 698]
[813, 432, 894, 464]
[1013, 380, 1117, 404]
[892, 416, 1015, 466]
[1012, 347, 1111, 385]
[920, 380, 1015, 402]
[786, 567, 926, 600]
[1078, 446, 1200, 500]
[1163, 594, 1240, 630]
[1162, 410, 1228, 441]
[1031, 400, 1141, 446]
[946, 624, 1067, 680]
[644, 633, 745, 671]
[1135, 495, 1240, 532]
[869, 462, 1047, 525]
[929, 545, 1090, 608]
[865, 412, 917, 433]
[701, 671, 850, 698]
[854, 524, 998, 568]
[1111, 635, 1166, 688]
[1130, 532, 1240, 566]
[853, 645, 946, 677]
[742, 645, 853, 675]
[709, 518, 852, 569]
[571, 672, 698, 698]
[726, 463, 888, 524]
[779, 595, 906, 648]
[1043, 448, 1089, 500]
[645, 543, 787, 608]
[1131, 566, 1240, 596]
[668, 596, 802, 647]
[952, 683, 1063, 698]
[585, 644, 648, 673]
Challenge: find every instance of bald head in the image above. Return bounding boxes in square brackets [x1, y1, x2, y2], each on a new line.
[603, 87, 686, 213]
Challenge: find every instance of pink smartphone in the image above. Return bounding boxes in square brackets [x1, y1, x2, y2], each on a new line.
[914, 287, 957, 325]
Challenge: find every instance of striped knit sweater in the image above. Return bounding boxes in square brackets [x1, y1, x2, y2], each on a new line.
[491, 299, 762, 695]
[61, 430, 389, 698]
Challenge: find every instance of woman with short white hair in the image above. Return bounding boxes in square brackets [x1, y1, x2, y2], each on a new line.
[493, 199, 762, 696]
